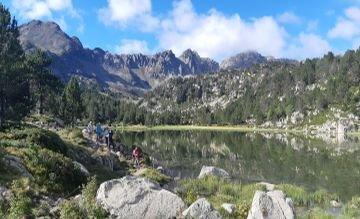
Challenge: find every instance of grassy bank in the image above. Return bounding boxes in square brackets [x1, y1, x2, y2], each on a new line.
[115, 124, 303, 133]
[116, 124, 360, 136]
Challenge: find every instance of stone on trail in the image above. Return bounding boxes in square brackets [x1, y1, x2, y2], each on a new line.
[198, 166, 230, 179]
[221, 203, 236, 214]
[182, 198, 222, 219]
[247, 190, 295, 219]
[96, 176, 185, 219]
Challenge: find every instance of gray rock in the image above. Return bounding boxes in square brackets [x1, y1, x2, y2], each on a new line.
[3, 155, 33, 178]
[221, 203, 236, 214]
[198, 166, 230, 179]
[247, 190, 295, 219]
[96, 176, 185, 219]
[73, 161, 90, 177]
[330, 200, 341, 208]
[182, 198, 222, 219]
[0, 186, 11, 202]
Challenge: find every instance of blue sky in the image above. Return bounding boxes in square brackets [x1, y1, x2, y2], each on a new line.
[2, 0, 360, 61]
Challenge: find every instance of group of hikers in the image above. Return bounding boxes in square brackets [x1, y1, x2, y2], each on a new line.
[86, 121, 114, 148]
[85, 121, 143, 168]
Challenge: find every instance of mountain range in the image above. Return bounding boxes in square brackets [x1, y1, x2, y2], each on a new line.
[18, 20, 296, 95]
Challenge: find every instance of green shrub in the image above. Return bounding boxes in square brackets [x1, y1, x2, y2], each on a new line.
[343, 196, 360, 218]
[276, 184, 310, 206]
[59, 200, 85, 219]
[22, 147, 87, 194]
[33, 202, 50, 217]
[1, 127, 68, 155]
[82, 176, 107, 219]
[235, 201, 251, 219]
[184, 189, 197, 205]
[8, 178, 35, 219]
[312, 189, 336, 206]
[26, 128, 68, 155]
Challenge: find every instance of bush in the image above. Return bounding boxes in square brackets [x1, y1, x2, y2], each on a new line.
[82, 176, 107, 219]
[22, 147, 87, 194]
[235, 202, 251, 219]
[276, 184, 310, 206]
[7, 178, 35, 219]
[343, 196, 360, 218]
[2, 127, 68, 155]
[59, 200, 85, 219]
[26, 128, 68, 155]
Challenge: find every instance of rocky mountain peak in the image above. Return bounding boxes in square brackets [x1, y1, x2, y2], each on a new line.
[220, 51, 267, 70]
[179, 49, 219, 74]
[19, 20, 83, 56]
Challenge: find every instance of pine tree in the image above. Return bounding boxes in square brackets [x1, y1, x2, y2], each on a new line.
[0, 4, 31, 128]
[60, 77, 83, 125]
[25, 49, 62, 115]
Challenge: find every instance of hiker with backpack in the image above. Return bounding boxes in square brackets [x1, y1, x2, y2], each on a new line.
[132, 146, 142, 168]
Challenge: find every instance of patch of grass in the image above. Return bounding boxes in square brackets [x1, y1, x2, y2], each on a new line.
[276, 184, 336, 207]
[343, 196, 360, 218]
[58, 128, 88, 147]
[300, 207, 335, 219]
[25, 114, 56, 125]
[276, 184, 311, 206]
[134, 168, 171, 186]
[178, 176, 265, 214]
[0, 126, 68, 155]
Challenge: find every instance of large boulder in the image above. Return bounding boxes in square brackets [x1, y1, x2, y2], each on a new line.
[96, 176, 185, 219]
[73, 161, 90, 177]
[182, 198, 221, 219]
[3, 155, 33, 178]
[198, 166, 230, 179]
[247, 190, 295, 219]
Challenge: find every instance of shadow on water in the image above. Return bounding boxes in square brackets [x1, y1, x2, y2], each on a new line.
[117, 130, 360, 201]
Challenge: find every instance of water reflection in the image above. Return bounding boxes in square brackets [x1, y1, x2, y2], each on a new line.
[117, 130, 360, 201]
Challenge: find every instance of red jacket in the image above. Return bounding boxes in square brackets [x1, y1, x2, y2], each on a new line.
[132, 148, 141, 158]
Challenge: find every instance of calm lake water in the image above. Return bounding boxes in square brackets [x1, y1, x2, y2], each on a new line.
[117, 130, 360, 201]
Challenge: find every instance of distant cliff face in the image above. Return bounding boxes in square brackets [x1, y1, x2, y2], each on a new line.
[18, 20, 220, 94]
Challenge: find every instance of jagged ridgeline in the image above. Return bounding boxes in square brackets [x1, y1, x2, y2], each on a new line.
[142, 52, 359, 125]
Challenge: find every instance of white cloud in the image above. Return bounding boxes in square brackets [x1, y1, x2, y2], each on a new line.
[102, 0, 331, 60]
[158, 0, 287, 61]
[306, 20, 318, 32]
[115, 39, 151, 54]
[277, 11, 301, 24]
[285, 33, 331, 59]
[98, 0, 159, 31]
[12, 0, 76, 19]
[328, 6, 360, 39]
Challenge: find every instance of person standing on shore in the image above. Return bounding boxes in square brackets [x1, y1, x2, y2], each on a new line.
[108, 124, 114, 149]
[95, 123, 103, 143]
